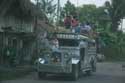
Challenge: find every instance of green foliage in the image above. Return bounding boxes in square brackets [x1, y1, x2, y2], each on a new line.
[76, 3, 125, 49]
[58, 1, 125, 60]
[59, 0, 77, 26]
[78, 5, 97, 23]
[77, 4, 111, 31]
[99, 31, 117, 46]
[63, 0, 77, 16]
[105, 0, 125, 31]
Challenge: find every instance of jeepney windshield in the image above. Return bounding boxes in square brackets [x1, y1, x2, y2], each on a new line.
[58, 39, 79, 47]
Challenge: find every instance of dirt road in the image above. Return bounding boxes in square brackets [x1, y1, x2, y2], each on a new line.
[2, 62, 125, 83]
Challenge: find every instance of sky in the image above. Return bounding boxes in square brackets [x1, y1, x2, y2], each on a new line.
[31, 0, 110, 7]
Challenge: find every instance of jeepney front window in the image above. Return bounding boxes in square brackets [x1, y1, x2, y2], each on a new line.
[58, 39, 79, 47]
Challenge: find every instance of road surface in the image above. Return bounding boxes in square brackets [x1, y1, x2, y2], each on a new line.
[2, 62, 125, 83]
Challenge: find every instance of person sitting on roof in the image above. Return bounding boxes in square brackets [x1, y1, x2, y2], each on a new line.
[81, 22, 92, 35]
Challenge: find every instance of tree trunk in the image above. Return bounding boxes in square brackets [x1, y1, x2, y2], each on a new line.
[111, 19, 119, 32]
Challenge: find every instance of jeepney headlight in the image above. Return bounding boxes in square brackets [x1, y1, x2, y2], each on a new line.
[38, 58, 45, 64]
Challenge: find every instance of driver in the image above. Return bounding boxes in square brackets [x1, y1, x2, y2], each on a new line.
[50, 36, 59, 52]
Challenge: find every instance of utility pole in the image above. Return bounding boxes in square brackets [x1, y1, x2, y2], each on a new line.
[76, 0, 79, 20]
[121, 18, 123, 31]
[35, 0, 39, 31]
[35, 0, 39, 59]
[77, 0, 79, 7]
[120, 18, 124, 56]
[57, 0, 60, 27]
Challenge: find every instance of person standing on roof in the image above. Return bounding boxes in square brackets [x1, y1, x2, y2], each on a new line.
[64, 15, 72, 29]
[71, 16, 79, 33]
[84, 22, 92, 32]
[80, 22, 92, 35]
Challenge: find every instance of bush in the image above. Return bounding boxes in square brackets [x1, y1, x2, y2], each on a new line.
[102, 46, 125, 61]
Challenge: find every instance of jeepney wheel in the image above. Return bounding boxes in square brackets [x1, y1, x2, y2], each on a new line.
[72, 64, 79, 80]
[85, 70, 92, 76]
[91, 59, 96, 72]
[38, 72, 46, 78]
[86, 59, 96, 76]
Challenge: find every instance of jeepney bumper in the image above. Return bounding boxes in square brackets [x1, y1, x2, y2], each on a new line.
[37, 64, 72, 73]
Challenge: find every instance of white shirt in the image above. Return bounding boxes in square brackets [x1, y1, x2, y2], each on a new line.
[84, 25, 92, 31]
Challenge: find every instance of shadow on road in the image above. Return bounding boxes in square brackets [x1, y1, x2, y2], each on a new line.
[36, 73, 94, 82]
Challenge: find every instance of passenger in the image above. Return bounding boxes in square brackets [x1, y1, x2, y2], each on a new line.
[71, 16, 79, 33]
[51, 36, 59, 52]
[75, 23, 81, 33]
[64, 15, 72, 29]
[84, 22, 92, 32]
[81, 22, 92, 35]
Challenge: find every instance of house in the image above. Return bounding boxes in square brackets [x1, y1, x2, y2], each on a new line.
[0, 0, 52, 65]
[119, 18, 125, 32]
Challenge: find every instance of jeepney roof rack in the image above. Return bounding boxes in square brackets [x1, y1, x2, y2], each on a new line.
[48, 32, 95, 42]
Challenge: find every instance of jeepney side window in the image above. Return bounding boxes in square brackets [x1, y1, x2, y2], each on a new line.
[88, 41, 96, 47]
[79, 40, 87, 48]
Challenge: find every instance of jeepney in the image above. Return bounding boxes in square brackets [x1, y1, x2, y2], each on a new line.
[36, 33, 97, 80]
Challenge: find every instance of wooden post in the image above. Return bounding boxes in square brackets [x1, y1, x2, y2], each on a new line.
[120, 18, 123, 56]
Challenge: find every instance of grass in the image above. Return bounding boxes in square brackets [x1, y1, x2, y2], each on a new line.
[0, 65, 33, 81]
[105, 55, 125, 62]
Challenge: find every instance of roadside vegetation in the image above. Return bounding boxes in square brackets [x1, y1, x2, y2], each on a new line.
[59, 0, 125, 61]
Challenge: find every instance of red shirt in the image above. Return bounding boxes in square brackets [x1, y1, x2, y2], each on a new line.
[64, 17, 71, 26]
[71, 19, 79, 27]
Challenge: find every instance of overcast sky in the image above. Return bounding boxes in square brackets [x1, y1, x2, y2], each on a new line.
[31, 0, 110, 7]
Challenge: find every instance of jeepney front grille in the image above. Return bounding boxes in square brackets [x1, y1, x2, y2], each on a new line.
[50, 52, 62, 63]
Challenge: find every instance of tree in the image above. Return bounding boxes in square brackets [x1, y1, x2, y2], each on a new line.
[105, 0, 125, 32]
[63, 0, 76, 16]
[78, 5, 97, 23]
[59, 0, 76, 26]
[77, 4, 111, 31]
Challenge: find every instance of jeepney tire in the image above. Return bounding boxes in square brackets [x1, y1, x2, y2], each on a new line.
[85, 59, 96, 76]
[78, 61, 82, 77]
[71, 64, 79, 81]
[38, 72, 46, 79]
[85, 70, 92, 76]
[92, 62, 96, 72]
[91, 59, 96, 72]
